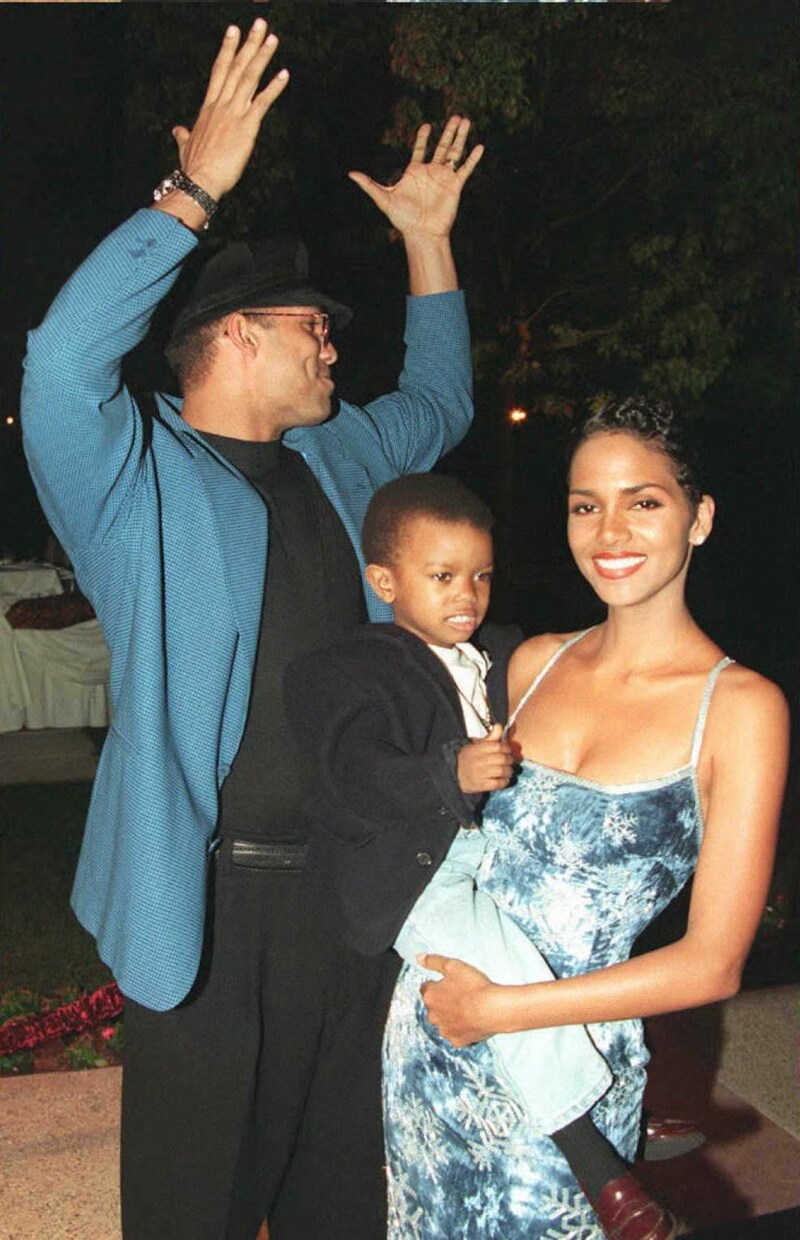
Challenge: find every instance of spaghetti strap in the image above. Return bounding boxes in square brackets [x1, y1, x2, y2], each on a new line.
[507, 628, 596, 731]
[689, 656, 735, 767]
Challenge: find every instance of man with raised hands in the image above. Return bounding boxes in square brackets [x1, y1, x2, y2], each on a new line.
[22, 19, 482, 1239]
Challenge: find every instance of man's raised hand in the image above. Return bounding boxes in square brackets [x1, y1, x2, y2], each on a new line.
[349, 117, 484, 241]
[170, 20, 289, 204]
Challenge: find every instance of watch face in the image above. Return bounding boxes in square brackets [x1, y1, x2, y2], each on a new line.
[152, 173, 214, 230]
[153, 177, 175, 202]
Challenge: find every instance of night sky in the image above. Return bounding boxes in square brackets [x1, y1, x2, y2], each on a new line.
[0, 2, 796, 707]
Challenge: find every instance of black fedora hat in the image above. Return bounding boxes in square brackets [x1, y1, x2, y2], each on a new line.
[169, 235, 352, 344]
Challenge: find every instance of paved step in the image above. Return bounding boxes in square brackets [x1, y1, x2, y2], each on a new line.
[0, 1067, 121, 1240]
[2, 993, 799, 1240]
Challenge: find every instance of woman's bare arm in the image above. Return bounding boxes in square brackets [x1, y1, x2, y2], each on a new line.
[420, 669, 789, 1045]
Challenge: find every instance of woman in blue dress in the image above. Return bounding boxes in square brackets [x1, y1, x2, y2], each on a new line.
[383, 396, 789, 1239]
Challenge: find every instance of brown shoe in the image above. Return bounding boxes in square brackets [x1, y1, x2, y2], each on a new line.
[644, 1115, 706, 1161]
[586, 1173, 677, 1240]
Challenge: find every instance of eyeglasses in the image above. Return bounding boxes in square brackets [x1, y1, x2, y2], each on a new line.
[241, 310, 331, 347]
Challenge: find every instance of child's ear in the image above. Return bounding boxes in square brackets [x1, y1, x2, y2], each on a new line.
[365, 563, 396, 604]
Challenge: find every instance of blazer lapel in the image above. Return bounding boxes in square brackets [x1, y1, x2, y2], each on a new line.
[389, 626, 466, 735]
[193, 446, 267, 665]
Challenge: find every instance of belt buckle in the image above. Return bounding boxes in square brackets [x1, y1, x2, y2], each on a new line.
[231, 839, 309, 872]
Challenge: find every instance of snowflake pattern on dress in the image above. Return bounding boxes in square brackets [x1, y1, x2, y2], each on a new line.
[510, 765, 561, 829]
[384, 756, 702, 1238]
[548, 819, 592, 873]
[452, 1060, 525, 1153]
[541, 1186, 603, 1239]
[395, 1094, 450, 1180]
[382, 642, 731, 1236]
[387, 1166, 425, 1240]
[601, 800, 638, 845]
[480, 825, 529, 877]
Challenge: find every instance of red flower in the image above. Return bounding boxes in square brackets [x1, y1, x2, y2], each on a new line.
[0, 983, 123, 1054]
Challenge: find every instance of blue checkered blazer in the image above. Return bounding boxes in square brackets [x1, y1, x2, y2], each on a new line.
[21, 209, 473, 1010]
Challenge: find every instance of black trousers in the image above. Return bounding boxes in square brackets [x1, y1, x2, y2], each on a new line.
[121, 840, 398, 1240]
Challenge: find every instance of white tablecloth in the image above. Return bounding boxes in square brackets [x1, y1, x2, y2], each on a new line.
[0, 565, 110, 732]
[0, 563, 64, 606]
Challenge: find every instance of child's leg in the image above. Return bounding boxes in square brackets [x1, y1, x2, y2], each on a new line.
[394, 830, 612, 1132]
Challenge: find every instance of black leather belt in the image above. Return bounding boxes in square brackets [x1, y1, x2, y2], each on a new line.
[230, 839, 309, 871]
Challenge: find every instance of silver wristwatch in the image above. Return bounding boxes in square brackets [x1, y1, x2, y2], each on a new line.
[152, 170, 219, 230]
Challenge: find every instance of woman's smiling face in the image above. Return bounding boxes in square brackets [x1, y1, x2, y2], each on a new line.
[567, 431, 714, 611]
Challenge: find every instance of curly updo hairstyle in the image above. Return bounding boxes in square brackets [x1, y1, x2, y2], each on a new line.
[569, 396, 707, 510]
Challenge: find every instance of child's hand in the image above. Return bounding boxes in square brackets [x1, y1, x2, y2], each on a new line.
[457, 724, 515, 794]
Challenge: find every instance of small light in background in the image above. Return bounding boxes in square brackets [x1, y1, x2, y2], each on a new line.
[508, 407, 528, 425]
[5, 416, 16, 427]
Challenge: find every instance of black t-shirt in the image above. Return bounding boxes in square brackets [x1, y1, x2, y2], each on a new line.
[204, 433, 366, 841]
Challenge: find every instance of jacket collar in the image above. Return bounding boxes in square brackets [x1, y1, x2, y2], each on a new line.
[360, 623, 510, 725]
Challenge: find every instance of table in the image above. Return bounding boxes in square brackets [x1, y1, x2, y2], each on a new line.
[0, 563, 110, 732]
[0, 562, 64, 605]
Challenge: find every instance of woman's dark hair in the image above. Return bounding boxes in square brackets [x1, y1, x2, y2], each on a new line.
[362, 473, 493, 566]
[569, 396, 706, 508]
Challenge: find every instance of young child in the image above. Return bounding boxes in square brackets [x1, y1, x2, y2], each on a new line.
[286, 474, 676, 1240]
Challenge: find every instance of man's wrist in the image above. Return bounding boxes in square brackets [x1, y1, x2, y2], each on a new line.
[151, 191, 210, 235]
[401, 229, 452, 247]
[153, 170, 219, 232]
[403, 233, 458, 296]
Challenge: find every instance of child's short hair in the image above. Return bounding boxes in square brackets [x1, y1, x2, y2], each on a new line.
[362, 473, 493, 566]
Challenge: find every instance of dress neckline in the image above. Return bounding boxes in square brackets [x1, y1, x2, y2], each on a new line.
[518, 755, 696, 796]
[508, 629, 734, 791]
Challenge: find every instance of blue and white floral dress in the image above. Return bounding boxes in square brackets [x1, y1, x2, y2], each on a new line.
[383, 631, 732, 1239]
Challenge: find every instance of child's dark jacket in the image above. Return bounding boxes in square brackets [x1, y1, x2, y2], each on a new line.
[285, 622, 522, 956]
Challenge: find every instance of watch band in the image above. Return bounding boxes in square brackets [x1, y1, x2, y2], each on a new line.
[152, 170, 219, 230]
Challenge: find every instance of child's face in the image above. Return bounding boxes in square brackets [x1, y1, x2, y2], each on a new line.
[368, 515, 493, 647]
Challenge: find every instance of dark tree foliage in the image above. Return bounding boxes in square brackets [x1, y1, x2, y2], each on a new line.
[384, 1, 795, 413]
[123, 1, 795, 416]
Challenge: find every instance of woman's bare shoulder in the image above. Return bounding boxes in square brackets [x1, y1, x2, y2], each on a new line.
[508, 631, 584, 704]
[714, 661, 787, 708]
[706, 661, 789, 749]
[697, 662, 789, 860]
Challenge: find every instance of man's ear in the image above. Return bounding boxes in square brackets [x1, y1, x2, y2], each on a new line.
[365, 563, 396, 604]
[224, 312, 258, 355]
